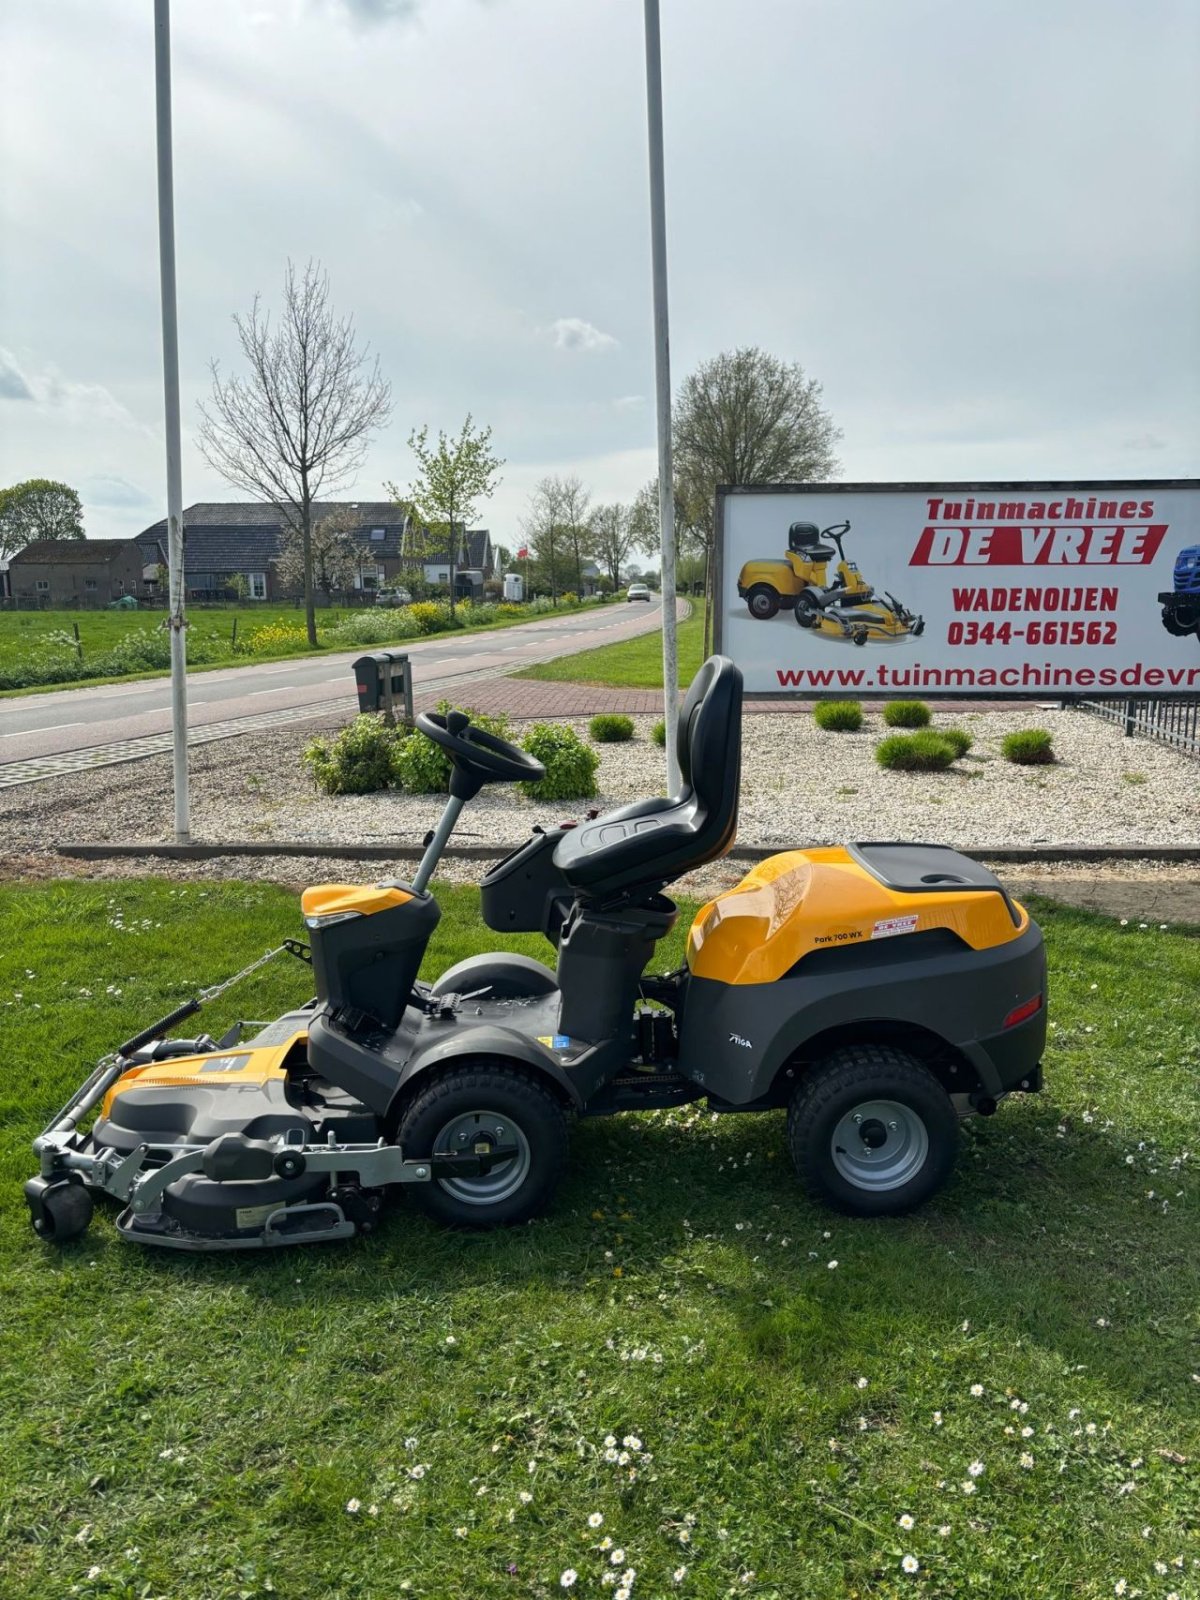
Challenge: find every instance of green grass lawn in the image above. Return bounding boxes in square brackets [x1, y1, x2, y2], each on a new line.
[0, 878, 1197, 1599]
[0, 598, 608, 698]
[515, 604, 706, 689]
[0, 604, 339, 666]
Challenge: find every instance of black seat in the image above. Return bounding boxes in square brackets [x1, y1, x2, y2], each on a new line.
[552, 655, 742, 898]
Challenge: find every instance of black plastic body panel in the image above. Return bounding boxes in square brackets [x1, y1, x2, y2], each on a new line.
[848, 842, 1019, 925]
[479, 830, 572, 939]
[676, 920, 1046, 1105]
[309, 888, 440, 1030]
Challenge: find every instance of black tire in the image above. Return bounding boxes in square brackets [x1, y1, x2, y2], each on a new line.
[396, 1060, 569, 1228]
[786, 1045, 959, 1217]
[32, 1181, 94, 1243]
[793, 590, 819, 624]
[746, 585, 781, 621]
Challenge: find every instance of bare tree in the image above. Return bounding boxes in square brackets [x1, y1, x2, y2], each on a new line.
[637, 348, 841, 651]
[589, 501, 637, 591]
[275, 507, 362, 600]
[198, 260, 392, 645]
[556, 474, 591, 596]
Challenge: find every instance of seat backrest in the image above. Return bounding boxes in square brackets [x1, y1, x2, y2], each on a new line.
[550, 655, 743, 897]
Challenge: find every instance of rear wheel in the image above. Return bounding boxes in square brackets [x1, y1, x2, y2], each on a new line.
[746, 584, 781, 620]
[396, 1061, 569, 1228]
[787, 1045, 959, 1216]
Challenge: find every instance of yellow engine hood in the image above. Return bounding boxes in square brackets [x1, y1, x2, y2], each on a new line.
[686, 848, 1027, 986]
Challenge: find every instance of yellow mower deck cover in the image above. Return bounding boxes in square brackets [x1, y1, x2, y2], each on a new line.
[300, 883, 412, 919]
[686, 848, 1027, 986]
[99, 1032, 306, 1117]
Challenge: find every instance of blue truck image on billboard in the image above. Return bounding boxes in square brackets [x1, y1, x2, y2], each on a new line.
[1159, 545, 1200, 641]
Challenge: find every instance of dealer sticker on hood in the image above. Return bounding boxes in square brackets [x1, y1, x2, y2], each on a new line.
[871, 914, 919, 940]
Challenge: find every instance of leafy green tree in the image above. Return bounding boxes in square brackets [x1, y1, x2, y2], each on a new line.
[198, 260, 392, 646]
[388, 415, 503, 616]
[588, 501, 637, 592]
[521, 475, 590, 602]
[0, 479, 84, 558]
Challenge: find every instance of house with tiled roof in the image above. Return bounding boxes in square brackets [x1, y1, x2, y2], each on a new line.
[132, 502, 495, 600]
[8, 538, 149, 606]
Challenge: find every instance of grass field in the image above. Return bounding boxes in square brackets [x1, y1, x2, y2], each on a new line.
[0, 597, 606, 697]
[0, 878, 1197, 1599]
[0, 605, 330, 664]
[515, 605, 706, 689]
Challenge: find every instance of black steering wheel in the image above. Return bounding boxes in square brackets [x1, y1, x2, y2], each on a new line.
[416, 709, 545, 790]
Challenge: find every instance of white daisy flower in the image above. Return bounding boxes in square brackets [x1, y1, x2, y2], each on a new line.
[519, 1490, 533, 1504]
[588, 1512, 604, 1528]
[898, 1513, 914, 1530]
[902, 1555, 919, 1574]
[346, 1498, 361, 1513]
[560, 1570, 578, 1589]
[969, 1383, 984, 1396]
[610, 1548, 625, 1564]
[673, 1565, 688, 1583]
[968, 1460, 985, 1477]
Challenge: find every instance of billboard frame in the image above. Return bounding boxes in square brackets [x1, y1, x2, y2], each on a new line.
[712, 478, 1200, 700]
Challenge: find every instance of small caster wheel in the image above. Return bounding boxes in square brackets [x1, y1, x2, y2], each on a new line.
[30, 1181, 94, 1243]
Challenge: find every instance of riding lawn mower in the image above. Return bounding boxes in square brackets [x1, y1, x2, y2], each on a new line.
[26, 656, 1045, 1251]
[737, 520, 924, 644]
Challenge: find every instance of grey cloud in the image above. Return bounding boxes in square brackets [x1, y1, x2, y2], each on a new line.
[321, 0, 421, 25]
[84, 475, 154, 508]
[0, 350, 35, 401]
[550, 319, 618, 354]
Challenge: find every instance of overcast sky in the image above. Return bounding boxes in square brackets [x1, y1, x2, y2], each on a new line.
[2, 0, 1198, 544]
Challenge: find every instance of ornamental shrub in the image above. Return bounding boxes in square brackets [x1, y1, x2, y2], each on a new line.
[813, 700, 863, 732]
[303, 714, 402, 795]
[875, 731, 957, 772]
[651, 718, 667, 747]
[1001, 728, 1055, 765]
[939, 727, 974, 760]
[882, 700, 931, 729]
[588, 713, 635, 743]
[391, 702, 512, 795]
[518, 723, 599, 802]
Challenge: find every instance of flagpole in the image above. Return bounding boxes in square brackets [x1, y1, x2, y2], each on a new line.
[154, 0, 189, 842]
[642, 0, 680, 795]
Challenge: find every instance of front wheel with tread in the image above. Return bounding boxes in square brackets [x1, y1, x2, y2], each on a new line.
[31, 1180, 94, 1242]
[396, 1060, 569, 1229]
[787, 1045, 958, 1217]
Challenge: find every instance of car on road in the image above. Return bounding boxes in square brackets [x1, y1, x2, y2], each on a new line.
[626, 583, 651, 602]
[375, 586, 414, 607]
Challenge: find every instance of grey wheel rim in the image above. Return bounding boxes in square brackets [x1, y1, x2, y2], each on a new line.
[432, 1108, 532, 1206]
[830, 1098, 929, 1192]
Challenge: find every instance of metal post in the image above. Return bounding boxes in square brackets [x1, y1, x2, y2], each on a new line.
[154, 0, 189, 841]
[643, 0, 681, 796]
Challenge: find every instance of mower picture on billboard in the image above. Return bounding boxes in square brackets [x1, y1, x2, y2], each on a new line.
[26, 657, 1046, 1253]
[736, 519, 924, 645]
[1158, 544, 1200, 641]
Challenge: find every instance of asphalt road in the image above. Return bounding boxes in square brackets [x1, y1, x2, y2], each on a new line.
[0, 598, 665, 766]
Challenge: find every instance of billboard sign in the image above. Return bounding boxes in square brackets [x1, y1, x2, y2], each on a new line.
[714, 480, 1200, 697]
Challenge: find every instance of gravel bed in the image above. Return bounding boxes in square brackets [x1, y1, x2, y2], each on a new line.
[4, 707, 1197, 859]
